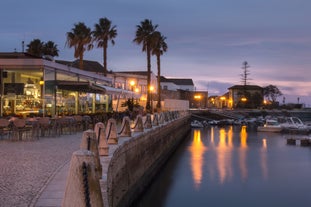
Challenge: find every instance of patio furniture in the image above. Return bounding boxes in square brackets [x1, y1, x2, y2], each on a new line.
[0, 118, 12, 140]
[37, 117, 51, 137]
[11, 118, 33, 141]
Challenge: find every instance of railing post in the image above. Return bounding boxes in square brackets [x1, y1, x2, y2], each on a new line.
[118, 116, 132, 137]
[144, 114, 152, 129]
[80, 130, 102, 179]
[94, 122, 109, 156]
[62, 150, 104, 207]
[106, 118, 118, 145]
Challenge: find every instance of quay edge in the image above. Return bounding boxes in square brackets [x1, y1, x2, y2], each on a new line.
[105, 114, 191, 207]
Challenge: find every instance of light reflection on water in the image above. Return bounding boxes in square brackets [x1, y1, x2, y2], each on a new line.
[134, 125, 311, 207]
[188, 130, 206, 189]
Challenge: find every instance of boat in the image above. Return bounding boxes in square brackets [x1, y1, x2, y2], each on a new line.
[257, 119, 283, 132]
[191, 120, 204, 128]
[280, 117, 308, 129]
[279, 117, 311, 134]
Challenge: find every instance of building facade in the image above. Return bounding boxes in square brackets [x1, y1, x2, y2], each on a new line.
[0, 53, 114, 117]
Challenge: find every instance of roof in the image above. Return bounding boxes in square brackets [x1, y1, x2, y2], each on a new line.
[228, 85, 263, 90]
[56, 59, 105, 73]
[113, 71, 149, 76]
[160, 76, 194, 86]
[0, 52, 41, 59]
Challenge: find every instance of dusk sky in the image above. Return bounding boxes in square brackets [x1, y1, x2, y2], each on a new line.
[1, 0, 311, 105]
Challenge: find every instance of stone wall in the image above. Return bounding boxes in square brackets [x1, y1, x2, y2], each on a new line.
[106, 115, 191, 207]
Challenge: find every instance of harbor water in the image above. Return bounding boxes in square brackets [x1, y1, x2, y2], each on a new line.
[133, 125, 311, 207]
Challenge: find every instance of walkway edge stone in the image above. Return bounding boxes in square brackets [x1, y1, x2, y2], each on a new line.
[29, 159, 70, 207]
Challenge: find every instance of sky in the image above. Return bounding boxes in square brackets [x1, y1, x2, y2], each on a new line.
[1, 0, 311, 105]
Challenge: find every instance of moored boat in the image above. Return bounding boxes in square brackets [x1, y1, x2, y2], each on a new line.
[257, 119, 282, 132]
[191, 120, 204, 128]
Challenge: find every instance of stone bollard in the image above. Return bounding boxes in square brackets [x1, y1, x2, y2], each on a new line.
[80, 130, 102, 179]
[152, 113, 159, 126]
[132, 115, 144, 132]
[118, 116, 132, 137]
[106, 118, 118, 145]
[62, 150, 104, 207]
[159, 113, 165, 125]
[144, 114, 152, 129]
[94, 122, 109, 156]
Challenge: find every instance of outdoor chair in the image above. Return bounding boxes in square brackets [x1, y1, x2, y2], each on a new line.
[0, 118, 12, 140]
[37, 117, 51, 137]
[55, 117, 75, 136]
[11, 118, 33, 141]
[73, 115, 83, 132]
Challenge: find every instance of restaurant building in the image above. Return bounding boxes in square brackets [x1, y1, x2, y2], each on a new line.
[0, 52, 116, 117]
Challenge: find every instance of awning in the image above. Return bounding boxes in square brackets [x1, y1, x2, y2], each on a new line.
[97, 85, 141, 98]
[47, 80, 106, 94]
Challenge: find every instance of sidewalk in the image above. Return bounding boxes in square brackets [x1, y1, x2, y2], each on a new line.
[33, 134, 132, 207]
[34, 162, 70, 207]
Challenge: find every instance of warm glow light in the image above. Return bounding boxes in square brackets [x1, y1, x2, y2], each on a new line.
[188, 129, 207, 189]
[220, 96, 226, 100]
[39, 80, 44, 85]
[239, 125, 248, 181]
[150, 85, 154, 92]
[194, 95, 201, 99]
[134, 88, 139, 93]
[130, 80, 135, 86]
[240, 126, 248, 148]
[241, 97, 247, 102]
[261, 138, 268, 179]
[217, 128, 233, 184]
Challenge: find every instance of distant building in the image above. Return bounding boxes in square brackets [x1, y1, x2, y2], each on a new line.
[160, 77, 195, 91]
[228, 85, 263, 108]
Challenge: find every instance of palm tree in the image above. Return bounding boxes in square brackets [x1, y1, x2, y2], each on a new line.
[66, 22, 93, 70]
[151, 31, 167, 111]
[27, 39, 44, 57]
[133, 19, 158, 112]
[43, 41, 59, 57]
[92, 17, 117, 76]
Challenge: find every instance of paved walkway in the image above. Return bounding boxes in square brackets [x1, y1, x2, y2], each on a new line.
[33, 134, 132, 207]
[0, 131, 83, 207]
[0, 119, 146, 207]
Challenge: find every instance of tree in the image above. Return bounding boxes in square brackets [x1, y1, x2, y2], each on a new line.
[241, 61, 251, 86]
[27, 39, 59, 58]
[93, 17, 117, 76]
[43, 41, 59, 57]
[66, 22, 93, 70]
[263, 85, 283, 103]
[27, 39, 44, 57]
[133, 19, 158, 112]
[151, 31, 167, 110]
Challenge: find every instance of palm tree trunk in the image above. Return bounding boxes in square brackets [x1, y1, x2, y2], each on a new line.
[156, 54, 161, 110]
[103, 45, 107, 76]
[146, 48, 151, 113]
[79, 54, 84, 70]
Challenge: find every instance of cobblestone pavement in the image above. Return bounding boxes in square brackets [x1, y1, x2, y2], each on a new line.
[0, 132, 83, 207]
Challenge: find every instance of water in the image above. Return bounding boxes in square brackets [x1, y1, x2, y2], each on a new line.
[134, 125, 311, 207]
